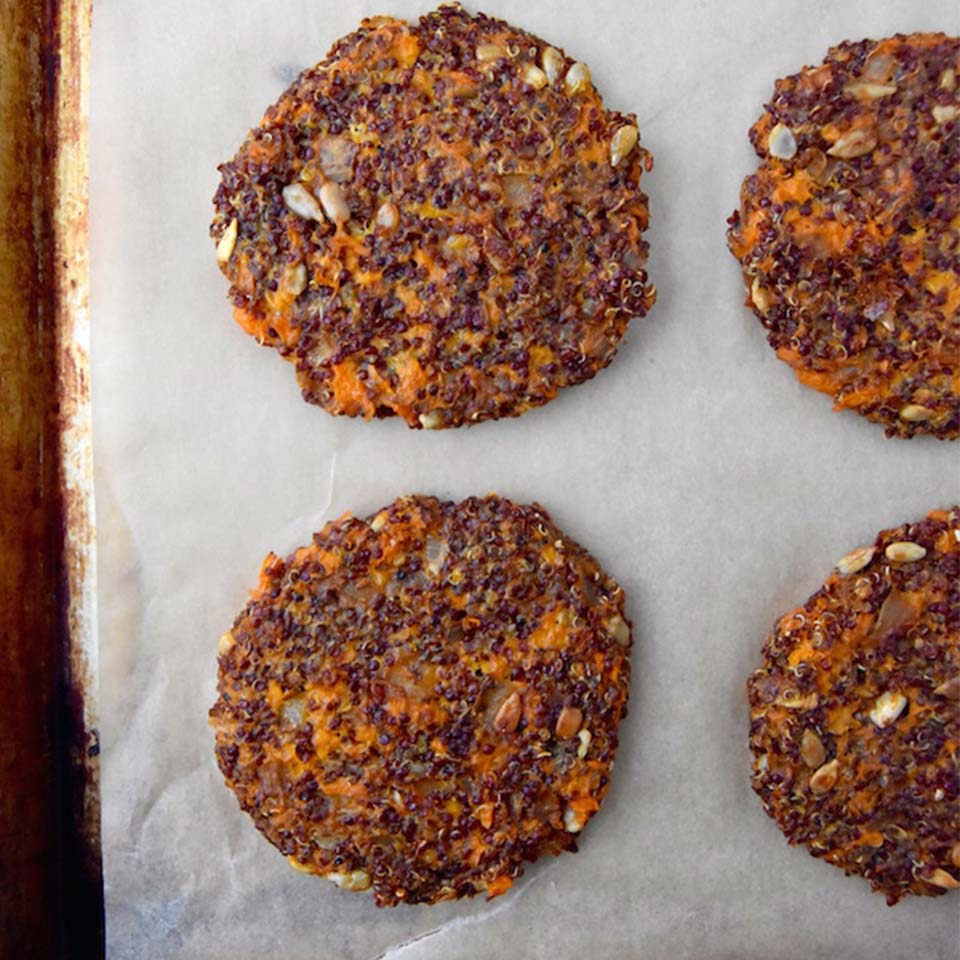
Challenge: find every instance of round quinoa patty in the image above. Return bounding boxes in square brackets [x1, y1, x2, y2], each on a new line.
[211, 4, 654, 429]
[728, 34, 960, 440]
[209, 495, 632, 905]
[747, 508, 959, 904]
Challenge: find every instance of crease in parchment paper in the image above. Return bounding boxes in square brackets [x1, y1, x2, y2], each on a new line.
[371, 873, 541, 960]
[275, 451, 339, 554]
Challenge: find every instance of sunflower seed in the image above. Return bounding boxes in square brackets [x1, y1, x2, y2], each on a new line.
[418, 411, 442, 430]
[862, 51, 894, 81]
[800, 728, 826, 768]
[869, 691, 907, 729]
[605, 615, 630, 646]
[843, 81, 897, 100]
[476, 43, 507, 63]
[542, 46, 563, 84]
[319, 182, 350, 223]
[564, 62, 591, 94]
[523, 64, 548, 89]
[836, 545, 876, 575]
[884, 541, 926, 562]
[286, 262, 308, 297]
[809, 759, 839, 793]
[216, 217, 239, 264]
[899, 404, 933, 422]
[494, 691, 522, 733]
[282, 183, 325, 221]
[768, 122, 797, 159]
[932, 104, 960, 125]
[610, 125, 639, 167]
[555, 705, 583, 739]
[327, 870, 372, 891]
[751, 277, 773, 314]
[376, 200, 399, 230]
[827, 128, 877, 159]
[563, 806, 585, 833]
[924, 869, 960, 890]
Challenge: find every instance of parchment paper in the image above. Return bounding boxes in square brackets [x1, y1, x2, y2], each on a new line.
[90, 1, 960, 956]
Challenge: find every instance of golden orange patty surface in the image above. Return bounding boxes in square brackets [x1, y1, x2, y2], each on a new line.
[728, 34, 960, 439]
[748, 508, 959, 904]
[209, 495, 632, 905]
[211, 5, 654, 428]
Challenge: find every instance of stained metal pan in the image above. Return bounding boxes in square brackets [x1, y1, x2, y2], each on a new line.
[0, 0, 102, 956]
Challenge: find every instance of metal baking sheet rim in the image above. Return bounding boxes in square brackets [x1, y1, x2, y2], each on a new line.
[2, 0, 104, 946]
[53, 0, 101, 886]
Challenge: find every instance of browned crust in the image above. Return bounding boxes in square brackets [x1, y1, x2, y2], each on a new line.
[0, 0, 102, 955]
[210, 495, 632, 906]
[748, 508, 959, 904]
[212, 4, 654, 428]
[728, 34, 960, 439]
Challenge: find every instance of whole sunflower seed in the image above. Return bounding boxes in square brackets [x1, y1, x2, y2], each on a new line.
[836, 545, 876, 575]
[319, 182, 351, 223]
[768, 123, 797, 159]
[884, 541, 926, 563]
[216, 217, 239, 264]
[564, 62, 591, 94]
[282, 183, 326, 222]
[542, 46, 563, 84]
[610, 125, 639, 167]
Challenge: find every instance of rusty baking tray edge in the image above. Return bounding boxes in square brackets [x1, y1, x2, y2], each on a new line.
[0, 0, 102, 956]
[53, 0, 103, 956]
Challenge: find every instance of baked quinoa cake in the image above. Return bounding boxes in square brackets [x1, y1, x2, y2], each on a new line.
[210, 5, 654, 428]
[748, 508, 960, 904]
[728, 34, 960, 440]
[209, 495, 632, 905]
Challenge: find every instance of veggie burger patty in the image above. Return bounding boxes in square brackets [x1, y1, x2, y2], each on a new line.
[210, 494, 633, 905]
[211, 4, 655, 428]
[748, 508, 959, 904]
[728, 34, 960, 439]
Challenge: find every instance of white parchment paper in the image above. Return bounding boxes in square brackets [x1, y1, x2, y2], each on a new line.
[90, 1, 960, 956]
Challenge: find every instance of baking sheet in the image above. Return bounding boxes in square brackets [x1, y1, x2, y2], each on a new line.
[90, 1, 960, 957]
